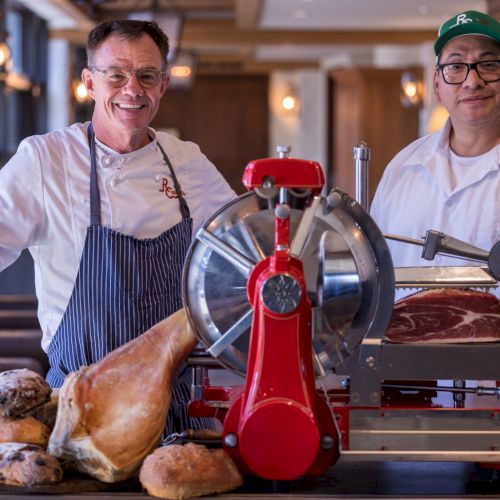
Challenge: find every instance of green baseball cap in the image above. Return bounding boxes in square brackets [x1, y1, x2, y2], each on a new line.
[434, 10, 500, 56]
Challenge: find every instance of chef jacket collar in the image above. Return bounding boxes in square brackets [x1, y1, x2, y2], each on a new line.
[401, 118, 499, 195]
[93, 127, 159, 164]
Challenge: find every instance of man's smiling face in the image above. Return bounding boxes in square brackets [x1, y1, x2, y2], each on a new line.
[82, 33, 169, 149]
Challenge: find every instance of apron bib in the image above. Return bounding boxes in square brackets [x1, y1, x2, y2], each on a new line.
[46, 124, 212, 433]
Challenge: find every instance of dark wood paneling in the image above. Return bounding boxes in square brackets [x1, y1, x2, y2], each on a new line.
[152, 74, 269, 193]
[329, 67, 422, 204]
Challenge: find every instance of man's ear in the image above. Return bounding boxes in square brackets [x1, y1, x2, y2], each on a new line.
[433, 69, 441, 102]
[160, 76, 170, 96]
[81, 68, 95, 100]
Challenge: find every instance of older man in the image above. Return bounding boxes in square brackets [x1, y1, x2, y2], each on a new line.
[0, 20, 235, 433]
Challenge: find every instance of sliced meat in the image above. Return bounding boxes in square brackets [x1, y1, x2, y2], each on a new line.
[384, 289, 500, 343]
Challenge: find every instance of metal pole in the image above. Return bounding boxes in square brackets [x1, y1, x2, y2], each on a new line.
[353, 141, 370, 211]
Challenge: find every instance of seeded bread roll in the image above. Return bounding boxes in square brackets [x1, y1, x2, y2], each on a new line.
[139, 443, 243, 499]
[0, 442, 63, 488]
[0, 370, 51, 418]
[0, 416, 50, 448]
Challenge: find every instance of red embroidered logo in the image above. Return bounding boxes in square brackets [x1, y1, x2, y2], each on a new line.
[159, 178, 185, 199]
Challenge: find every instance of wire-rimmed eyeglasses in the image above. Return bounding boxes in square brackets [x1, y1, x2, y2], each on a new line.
[436, 60, 500, 85]
[90, 66, 167, 88]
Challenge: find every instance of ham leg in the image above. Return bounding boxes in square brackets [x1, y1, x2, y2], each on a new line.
[47, 308, 196, 482]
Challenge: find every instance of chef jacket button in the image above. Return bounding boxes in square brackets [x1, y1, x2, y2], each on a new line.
[102, 157, 112, 167]
[445, 200, 453, 207]
[155, 174, 162, 182]
[110, 178, 118, 188]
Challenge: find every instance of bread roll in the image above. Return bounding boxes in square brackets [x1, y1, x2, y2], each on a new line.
[139, 443, 243, 499]
[0, 442, 62, 488]
[26, 393, 59, 431]
[0, 416, 50, 447]
[0, 369, 51, 418]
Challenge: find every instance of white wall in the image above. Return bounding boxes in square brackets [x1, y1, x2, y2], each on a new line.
[269, 69, 328, 172]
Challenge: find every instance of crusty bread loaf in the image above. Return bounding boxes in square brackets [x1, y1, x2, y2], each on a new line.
[0, 369, 51, 418]
[139, 443, 243, 499]
[48, 308, 197, 483]
[0, 442, 62, 488]
[0, 416, 50, 447]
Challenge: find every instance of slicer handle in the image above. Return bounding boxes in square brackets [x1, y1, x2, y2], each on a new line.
[422, 230, 489, 261]
[384, 231, 500, 280]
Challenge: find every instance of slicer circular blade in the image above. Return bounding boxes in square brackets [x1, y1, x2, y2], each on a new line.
[182, 189, 394, 377]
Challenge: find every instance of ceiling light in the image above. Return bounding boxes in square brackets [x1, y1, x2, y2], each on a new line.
[417, 4, 429, 15]
[292, 10, 307, 20]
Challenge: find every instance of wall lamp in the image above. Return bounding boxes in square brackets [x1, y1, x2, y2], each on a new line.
[0, 31, 11, 80]
[72, 79, 92, 104]
[168, 51, 196, 90]
[281, 86, 299, 113]
[400, 71, 423, 108]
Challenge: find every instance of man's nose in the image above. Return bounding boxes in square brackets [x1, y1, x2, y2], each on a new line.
[121, 73, 144, 96]
[463, 66, 485, 88]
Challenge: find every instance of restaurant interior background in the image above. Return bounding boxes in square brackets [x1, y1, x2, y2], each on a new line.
[0, 0, 498, 296]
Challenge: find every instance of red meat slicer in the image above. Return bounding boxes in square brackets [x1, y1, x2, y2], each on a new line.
[183, 145, 395, 479]
[183, 146, 500, 481]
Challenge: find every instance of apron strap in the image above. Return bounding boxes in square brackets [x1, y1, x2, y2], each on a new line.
[157, 141, 191, 219]
[87, 123, 102, 226]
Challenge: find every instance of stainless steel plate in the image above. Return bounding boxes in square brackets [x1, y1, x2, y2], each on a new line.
[182, 189, 394, 377]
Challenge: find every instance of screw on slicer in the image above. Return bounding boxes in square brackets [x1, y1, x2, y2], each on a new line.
[365, 356, 376, 367]
[223, 432, 238, 448]
[320, 434, 335, 450]
[255, 175, 278, 199]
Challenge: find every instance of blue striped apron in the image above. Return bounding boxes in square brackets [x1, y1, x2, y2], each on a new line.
[46, 123, 212, 434]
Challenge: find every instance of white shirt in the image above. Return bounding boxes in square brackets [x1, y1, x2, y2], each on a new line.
[371, 119, 500, 299]
[0, 122, 236, 350]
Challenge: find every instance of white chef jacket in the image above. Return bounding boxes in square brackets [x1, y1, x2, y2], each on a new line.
[0, 122, 236, 350]
[371, 119, 500, 299]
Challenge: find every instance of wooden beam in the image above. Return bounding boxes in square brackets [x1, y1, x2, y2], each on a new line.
[234, 0, 262, 29]
[50, 28, 89, 44]
[182, 19, 435, 48]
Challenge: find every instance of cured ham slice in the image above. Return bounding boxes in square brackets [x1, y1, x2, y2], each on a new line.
[47, 308, 196, 482]
[384, 289, 500, 344]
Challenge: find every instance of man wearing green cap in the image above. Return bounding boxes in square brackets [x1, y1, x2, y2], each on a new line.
[371, 10, 500, 300]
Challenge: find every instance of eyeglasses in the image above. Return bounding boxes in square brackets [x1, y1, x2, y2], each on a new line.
[437, 60, 500, 85]
[90, 66, 167, 88]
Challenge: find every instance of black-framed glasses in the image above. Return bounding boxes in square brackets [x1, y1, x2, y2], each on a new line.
[90, 66, 167, 88]
[437, 60, 500, 85]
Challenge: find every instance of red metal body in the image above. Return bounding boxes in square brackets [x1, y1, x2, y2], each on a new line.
[221, 157, 337, 480]
[242, 157, 325, 193]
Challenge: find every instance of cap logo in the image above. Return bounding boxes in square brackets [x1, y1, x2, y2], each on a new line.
[451, 13, 473, 28]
